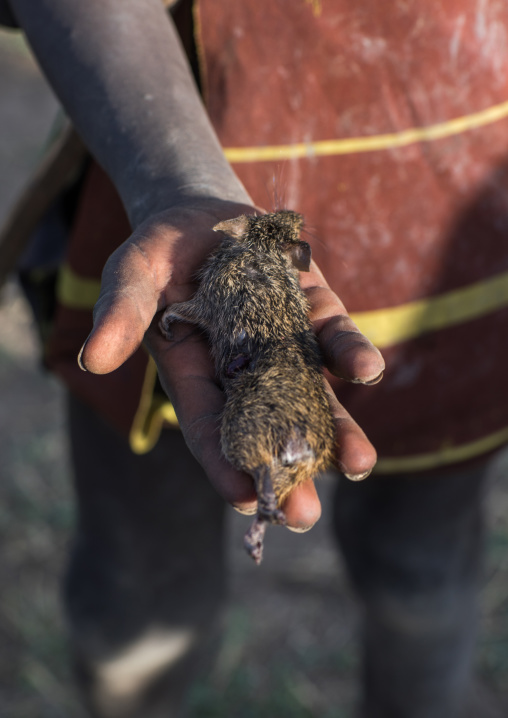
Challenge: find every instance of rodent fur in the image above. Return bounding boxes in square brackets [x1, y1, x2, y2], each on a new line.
[160, 210, 335, 563]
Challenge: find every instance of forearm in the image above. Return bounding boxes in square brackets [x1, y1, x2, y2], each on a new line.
[9, 0, 249, 227]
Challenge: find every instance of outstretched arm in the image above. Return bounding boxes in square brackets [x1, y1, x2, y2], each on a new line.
[8, 0, 385, 528]
[9, 0, 246, 226]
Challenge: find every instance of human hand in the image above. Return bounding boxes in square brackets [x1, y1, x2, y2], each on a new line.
[79, 198, 385, 531]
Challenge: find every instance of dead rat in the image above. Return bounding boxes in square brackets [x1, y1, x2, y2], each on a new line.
[159, 210, 335, 563]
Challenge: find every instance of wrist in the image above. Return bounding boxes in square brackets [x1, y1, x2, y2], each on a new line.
[125, 170, 252, 230]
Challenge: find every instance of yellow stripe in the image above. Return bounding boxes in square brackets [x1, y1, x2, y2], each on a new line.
[375, 426, 508, 473]
[57, 266, 508, 465]
[57, 264, 508, 348]
[350, 269, 508, 349]
[131, 363, 508, 464]
[223, 99, 508, 163]
[130, 361, 508, 464]
[129, 356, 179, 455]
[57, 264, 101, 309]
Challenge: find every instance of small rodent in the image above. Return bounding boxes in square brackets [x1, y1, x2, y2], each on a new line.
[159, 210, 335, 563]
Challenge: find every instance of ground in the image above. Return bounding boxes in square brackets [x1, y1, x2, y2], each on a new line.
[1, 25, 508, 718]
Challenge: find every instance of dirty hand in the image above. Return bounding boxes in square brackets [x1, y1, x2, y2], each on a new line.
[78, 198, 385, 531]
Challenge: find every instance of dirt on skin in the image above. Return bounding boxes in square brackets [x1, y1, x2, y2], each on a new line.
[1, 26, 508, 718]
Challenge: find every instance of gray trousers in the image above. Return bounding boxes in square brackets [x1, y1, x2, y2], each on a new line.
[65, 394, 486, 718]
[334, 462, 485, 718]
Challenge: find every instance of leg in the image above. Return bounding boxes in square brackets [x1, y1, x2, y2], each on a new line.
[159, 299, 203, 340]
[243, 466, 286, 564]
[64, 393, 226, 718]
[333, 463, 487, 718]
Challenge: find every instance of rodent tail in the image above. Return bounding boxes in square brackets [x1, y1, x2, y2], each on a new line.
[244, 466, 286, 565]
[253, 465, 286, 524]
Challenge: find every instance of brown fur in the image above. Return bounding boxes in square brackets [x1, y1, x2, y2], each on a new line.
[160, 211, 335, 563]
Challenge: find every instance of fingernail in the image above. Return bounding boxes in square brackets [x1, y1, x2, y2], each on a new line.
[363, 371, 384, 386]
[77, 341, 88, 372]
[233, 505, 258, 516]
[287, 524, 313, 533]
[343, 469, 372, 482]
[351, 371, 384, 386]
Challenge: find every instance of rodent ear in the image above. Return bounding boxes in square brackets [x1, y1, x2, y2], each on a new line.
[286, 241, 312, 272]
[213, 215, 249, 238]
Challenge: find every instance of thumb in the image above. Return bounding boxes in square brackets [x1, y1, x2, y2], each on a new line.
[78, 244, 159, 374]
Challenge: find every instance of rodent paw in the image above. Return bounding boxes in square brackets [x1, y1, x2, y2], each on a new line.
[244, 516, 267, 565]
[159, 317, 174, 341]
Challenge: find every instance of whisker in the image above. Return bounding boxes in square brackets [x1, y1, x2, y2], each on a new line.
[301, 223, 326, 251]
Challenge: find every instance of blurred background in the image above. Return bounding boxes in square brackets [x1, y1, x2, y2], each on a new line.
[1, 25, 508, 718]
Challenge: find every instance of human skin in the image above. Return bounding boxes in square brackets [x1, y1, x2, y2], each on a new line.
[6, 0, 385, 529]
